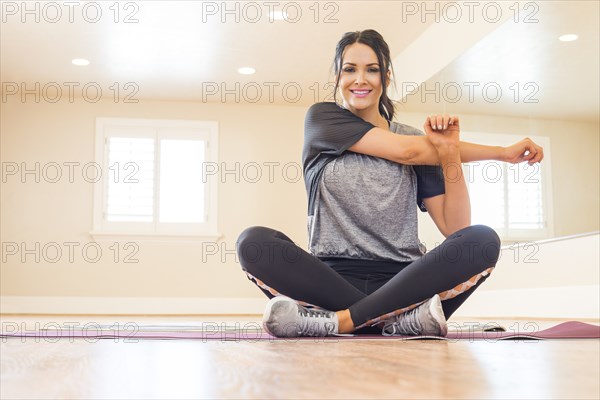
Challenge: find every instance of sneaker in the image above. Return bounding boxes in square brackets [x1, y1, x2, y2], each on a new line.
[381, 294, 448, 337]
[262, 296, 339, 338]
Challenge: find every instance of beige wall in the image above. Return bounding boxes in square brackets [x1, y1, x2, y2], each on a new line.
[1, 98, 598, 305]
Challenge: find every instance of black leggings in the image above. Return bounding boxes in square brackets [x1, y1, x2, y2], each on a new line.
[236, 225, 501, 333]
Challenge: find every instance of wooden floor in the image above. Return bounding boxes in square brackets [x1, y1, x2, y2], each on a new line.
[1, 315, 598, 399]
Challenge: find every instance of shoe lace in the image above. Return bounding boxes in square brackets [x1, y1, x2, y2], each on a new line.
[382, 306, 423, 336]
[297, 307, 336, 336]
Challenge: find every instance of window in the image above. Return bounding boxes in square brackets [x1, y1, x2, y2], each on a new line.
[461, 132, 553, 240]
[91, 118, 219, 241]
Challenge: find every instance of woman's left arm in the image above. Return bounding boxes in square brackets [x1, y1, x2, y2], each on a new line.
[421, 114, 545, 237]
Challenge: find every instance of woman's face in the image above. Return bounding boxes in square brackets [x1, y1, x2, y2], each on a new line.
[338, 42, 387, 115]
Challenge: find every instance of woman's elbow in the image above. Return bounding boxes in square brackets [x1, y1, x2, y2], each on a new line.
[397, 142, 439, 166]
[395, 145, 420, 165]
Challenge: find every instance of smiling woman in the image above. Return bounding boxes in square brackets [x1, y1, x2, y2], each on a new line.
[235, 29, 547, 339]
[332, 32, 396, 126]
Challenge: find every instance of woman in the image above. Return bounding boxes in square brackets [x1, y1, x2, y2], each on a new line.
[236, 30, 544, 338]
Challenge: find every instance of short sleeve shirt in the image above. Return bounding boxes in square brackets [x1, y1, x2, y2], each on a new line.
[302, 102, 445, 262]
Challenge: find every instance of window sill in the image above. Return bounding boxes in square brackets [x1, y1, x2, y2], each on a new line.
[89, 231, 222, 244]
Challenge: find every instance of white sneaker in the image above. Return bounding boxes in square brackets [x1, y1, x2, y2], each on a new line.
[262, 296, 339, 338]
[381, 294, 448, 337]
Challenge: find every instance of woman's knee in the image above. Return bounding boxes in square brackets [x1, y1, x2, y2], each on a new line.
[454, 225, 501, 265]
[237, 226, 271, 247]
[471, 225, 501, 264]
[237, 226, 269, 263]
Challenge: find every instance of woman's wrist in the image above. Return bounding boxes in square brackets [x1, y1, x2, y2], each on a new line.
[436, 144, 460, 160]
[496, 145, 508, 162]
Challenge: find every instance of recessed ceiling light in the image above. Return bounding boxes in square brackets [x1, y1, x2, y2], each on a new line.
[238, 67, 256, 75]
[559, 34, 578, 42]
[72, 58, 90, 66]
[269, 10, 287, 21]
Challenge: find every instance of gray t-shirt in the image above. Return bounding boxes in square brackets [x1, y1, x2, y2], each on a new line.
[302, 102, 445, 263]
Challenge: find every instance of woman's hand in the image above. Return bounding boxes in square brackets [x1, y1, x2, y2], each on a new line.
[502, 138, 544, 165]
[423, 114, 460, 150]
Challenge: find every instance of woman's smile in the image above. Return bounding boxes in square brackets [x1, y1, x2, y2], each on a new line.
[350, 89, 372, 98]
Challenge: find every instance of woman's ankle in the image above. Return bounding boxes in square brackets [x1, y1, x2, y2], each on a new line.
[336, 309, 356, 334]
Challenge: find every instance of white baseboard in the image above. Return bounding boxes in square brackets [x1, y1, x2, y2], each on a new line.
[2, 285, 598, 319]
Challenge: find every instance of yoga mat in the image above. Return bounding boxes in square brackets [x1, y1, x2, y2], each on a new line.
[1, 321, 598, 341]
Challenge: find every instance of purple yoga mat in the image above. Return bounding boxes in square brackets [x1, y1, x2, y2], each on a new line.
[1, 321, 598, 341]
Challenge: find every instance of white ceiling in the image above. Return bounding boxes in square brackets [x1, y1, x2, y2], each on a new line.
[401, 1, 600, 123]
[1, 1, 598, 123]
